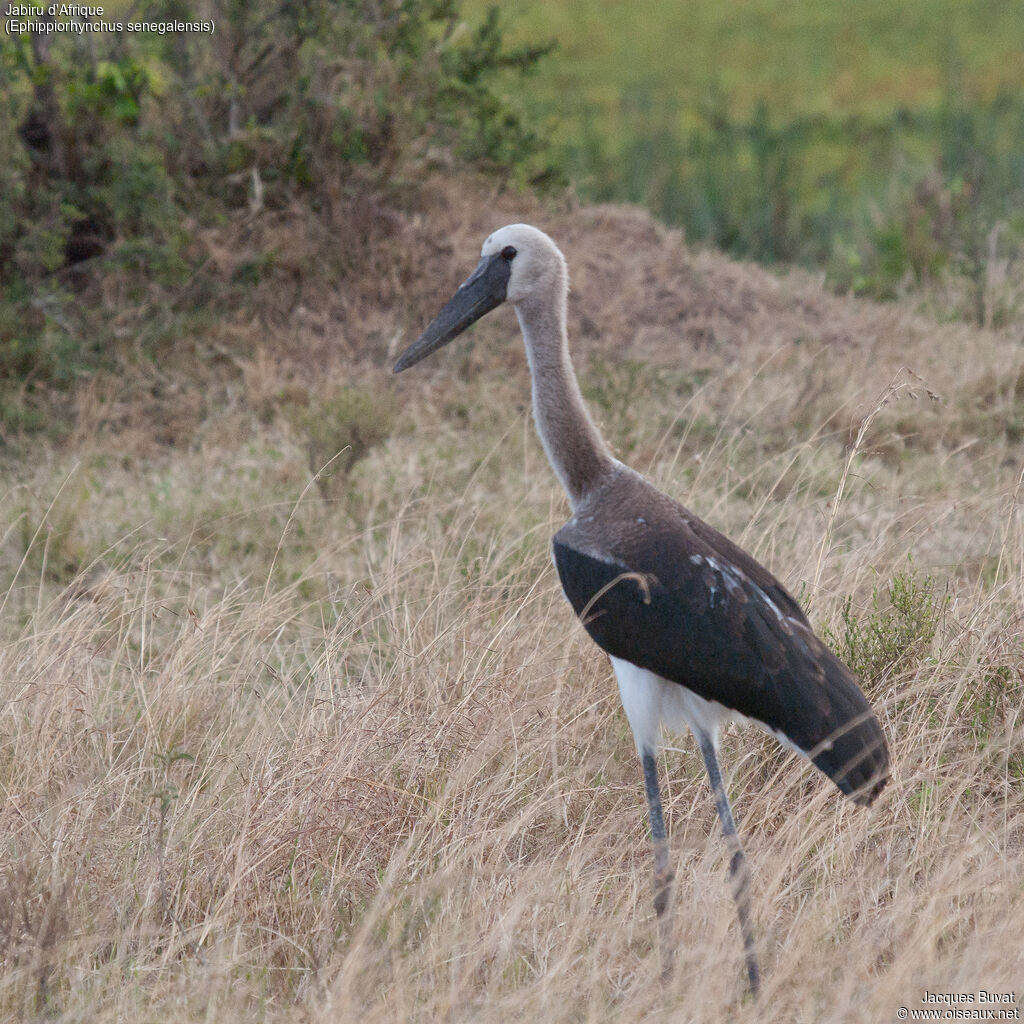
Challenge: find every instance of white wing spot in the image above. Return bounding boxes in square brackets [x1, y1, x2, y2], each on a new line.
[760, 592, 787, 623]
[690, 553, 796, 626]
[707, 556, 794, 626]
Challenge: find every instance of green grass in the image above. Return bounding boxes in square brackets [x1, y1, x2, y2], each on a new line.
[479, 0, 1024, 122]
[469, 0, 1024, 310]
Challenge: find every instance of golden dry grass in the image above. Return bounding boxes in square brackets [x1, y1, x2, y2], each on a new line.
[1, 193, 1023, 1020]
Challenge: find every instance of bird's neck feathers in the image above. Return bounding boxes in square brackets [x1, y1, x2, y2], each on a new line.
[514, 280, 614, 508]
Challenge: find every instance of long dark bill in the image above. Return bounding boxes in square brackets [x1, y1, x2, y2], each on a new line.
[393, 252, 512, 373]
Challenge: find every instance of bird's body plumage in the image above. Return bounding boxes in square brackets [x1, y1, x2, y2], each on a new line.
[393, 223, 889, 994]
[553, 461, 888, 803]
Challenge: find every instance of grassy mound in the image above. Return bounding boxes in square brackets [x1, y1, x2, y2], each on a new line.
[0, 182, 1022, 1019]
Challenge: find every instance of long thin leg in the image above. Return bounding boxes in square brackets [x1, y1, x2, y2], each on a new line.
[696, 733, 761, 996]
[641, 749, 675, 979]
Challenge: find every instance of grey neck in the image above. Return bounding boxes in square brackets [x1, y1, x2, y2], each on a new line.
[514, 289, 615, 508]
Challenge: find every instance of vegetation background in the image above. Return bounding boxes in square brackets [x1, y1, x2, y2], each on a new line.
[470, 0, 1024, 316]
[0, 1, 1022, 1020]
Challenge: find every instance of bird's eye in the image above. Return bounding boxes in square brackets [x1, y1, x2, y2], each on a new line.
[501, 245, 517, 260]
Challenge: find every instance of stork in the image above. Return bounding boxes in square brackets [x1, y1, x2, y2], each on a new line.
[393, 224, 889, 994]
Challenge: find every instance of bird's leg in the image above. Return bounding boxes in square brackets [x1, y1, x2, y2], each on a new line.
[641, 750, 675, 979]
[696, 733, 761, 996]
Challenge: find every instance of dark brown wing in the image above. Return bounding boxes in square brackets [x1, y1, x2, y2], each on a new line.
[553, 492, 889, 804]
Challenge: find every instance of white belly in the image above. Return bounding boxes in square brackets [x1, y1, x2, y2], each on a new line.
[609, 655, 809, 761]
[609, 655, 742, 755]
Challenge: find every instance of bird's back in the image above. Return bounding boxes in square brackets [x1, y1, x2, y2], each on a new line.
[553, 466, 889, 804]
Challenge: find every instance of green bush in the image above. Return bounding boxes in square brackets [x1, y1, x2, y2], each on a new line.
[285, 384, 396, 496]
[0, 2, 559, 432]
[145, 0, 558, 200]
[824, 562, 947, 686]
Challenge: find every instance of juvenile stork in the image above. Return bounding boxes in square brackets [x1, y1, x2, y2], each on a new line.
[393, 224, 889, 994]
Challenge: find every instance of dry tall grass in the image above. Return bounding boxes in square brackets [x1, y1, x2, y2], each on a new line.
[1, 196, 1023, 1021]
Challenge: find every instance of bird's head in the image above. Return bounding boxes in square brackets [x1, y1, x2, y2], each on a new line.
[393, 224, 566, 373]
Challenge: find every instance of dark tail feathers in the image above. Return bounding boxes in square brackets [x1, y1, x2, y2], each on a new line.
[809, 709, 889, 805]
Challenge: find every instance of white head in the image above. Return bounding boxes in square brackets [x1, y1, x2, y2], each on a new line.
[478, 224, 567, 307]
[393, 223, 567, 373]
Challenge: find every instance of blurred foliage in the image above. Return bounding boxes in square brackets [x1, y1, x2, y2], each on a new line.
[285, 384, 397, 496]
[570, 87, 1024, 321]
[0, 1, 558, 434]
[476, 0, 1024, 322]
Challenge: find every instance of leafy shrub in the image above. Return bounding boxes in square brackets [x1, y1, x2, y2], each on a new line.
[824, 562, 947, 685]
[0, 1, 559, 432]
[286, 385, 396, 495]
[148, 0, 558, 202]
